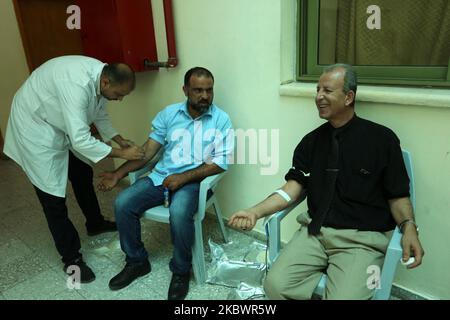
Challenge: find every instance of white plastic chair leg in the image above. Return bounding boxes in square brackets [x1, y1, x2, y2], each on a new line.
[212, 199, 229, 243]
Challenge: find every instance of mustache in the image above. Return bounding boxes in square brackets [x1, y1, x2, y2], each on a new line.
[191, 102, 211, 113]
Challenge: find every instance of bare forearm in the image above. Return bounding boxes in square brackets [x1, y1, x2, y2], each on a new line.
[114, 158, 150, 180]
[114, 138, 162, 180]
[248, 180, 304, 219]
[389, 197, 415, 225]
[181, 163, 224, 184]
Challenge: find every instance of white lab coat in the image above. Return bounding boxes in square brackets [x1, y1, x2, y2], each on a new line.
[4, 56, 118, 197]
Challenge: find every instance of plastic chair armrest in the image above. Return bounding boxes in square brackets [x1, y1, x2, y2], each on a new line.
[128, 151, 162, 185]
[129, 165, 151, 185]
[373, 226, 403, 300]
[196, 172, 226, 221]
[387, 226, 402, 252]
[266, 191, 306, 264]
[200, 172, 225, 190]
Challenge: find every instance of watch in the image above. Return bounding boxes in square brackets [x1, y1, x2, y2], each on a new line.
[398, 219, 419, 234]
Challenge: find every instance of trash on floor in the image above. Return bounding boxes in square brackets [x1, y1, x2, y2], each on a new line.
[207, 239, 267, 299]
[227, 282, 266, 300]
[85, 235, 121, 254]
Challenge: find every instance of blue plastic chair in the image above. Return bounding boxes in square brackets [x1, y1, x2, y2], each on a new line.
[266, 150, 415, 300]
[128, 151, 229, 284]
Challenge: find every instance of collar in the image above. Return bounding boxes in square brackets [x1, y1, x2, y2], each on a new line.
[329, 114, 359, 137]
[96, 63, 108, 100]
[96, 74, 101, 98]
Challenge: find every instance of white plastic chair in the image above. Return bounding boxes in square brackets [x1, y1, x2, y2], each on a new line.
[128, 152, 229, 284]
[266, 150, 415, 300]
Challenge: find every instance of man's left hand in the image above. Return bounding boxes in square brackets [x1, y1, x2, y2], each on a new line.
[401, 225, 425, 269]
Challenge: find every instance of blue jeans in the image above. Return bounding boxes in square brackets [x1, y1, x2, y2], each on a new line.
[114, 177, 200, 275]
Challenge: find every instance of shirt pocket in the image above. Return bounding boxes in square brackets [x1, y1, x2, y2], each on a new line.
[344, 161, 379, 203]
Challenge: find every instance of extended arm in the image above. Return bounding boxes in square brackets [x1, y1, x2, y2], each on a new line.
[228, 180, 304, 231]
[98, 138, 162, 191]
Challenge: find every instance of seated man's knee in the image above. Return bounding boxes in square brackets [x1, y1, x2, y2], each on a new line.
[264, 270, 288, 300]
[114, 191, 132, 217]
[264, 266, 319, 300]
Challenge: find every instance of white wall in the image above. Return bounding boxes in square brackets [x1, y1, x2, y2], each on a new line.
[0, 0, 29, 136]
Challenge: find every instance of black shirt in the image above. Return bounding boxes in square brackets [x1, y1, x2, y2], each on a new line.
[285, 115, 410, 232]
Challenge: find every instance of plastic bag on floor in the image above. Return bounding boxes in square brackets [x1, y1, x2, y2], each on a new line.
[85, 235, 121, 254]
[227, 282, 267, 300]
[206, 239, 266, 288]
[243, 241, 268, 264]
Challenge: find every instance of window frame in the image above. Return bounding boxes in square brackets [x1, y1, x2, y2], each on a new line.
[297, 0, 450, 87]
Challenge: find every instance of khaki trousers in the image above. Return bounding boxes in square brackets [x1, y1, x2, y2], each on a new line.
[264, 212, 391, 300]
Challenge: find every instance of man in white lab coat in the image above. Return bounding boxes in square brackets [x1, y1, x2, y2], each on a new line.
[4, 55, 145, 283]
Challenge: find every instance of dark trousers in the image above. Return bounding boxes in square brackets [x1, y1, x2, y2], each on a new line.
[33, 151, 104, 264]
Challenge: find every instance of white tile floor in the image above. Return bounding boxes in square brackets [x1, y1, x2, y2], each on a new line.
[0, 157, 260, 300]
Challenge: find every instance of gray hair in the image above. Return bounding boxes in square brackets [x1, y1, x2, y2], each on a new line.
[323, 63, 357, 95]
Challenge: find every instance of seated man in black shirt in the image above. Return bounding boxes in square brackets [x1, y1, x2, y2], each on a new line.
[228, 64, 424, 300]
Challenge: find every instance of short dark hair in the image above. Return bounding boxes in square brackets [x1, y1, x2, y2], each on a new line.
[184, 67, 214, 87]
[323, 63, 357, 95]
[102, 63, 135, 89]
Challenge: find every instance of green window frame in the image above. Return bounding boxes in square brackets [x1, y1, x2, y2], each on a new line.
[297, 0, 450, 87]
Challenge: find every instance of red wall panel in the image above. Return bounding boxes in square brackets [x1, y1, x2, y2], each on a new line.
[76, 0, 157, 72]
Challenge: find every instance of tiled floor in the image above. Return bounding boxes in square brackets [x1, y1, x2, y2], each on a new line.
[0, 157, 263, 300]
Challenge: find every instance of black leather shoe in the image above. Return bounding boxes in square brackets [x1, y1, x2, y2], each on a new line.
[64, 258, 96, 283]
[168, 273, 190, 300]
[109, 260, 151, 291]
[87, 220, 117, 236]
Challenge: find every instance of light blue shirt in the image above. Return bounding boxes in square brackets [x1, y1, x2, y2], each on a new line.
[148, 101, 234, 186]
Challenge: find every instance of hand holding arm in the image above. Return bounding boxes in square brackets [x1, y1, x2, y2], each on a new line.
[98, 138, 162, 191]
[112, 134, 135, 149]
[109, 145, 145, 160]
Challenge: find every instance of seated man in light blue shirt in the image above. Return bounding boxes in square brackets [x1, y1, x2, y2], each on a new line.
[98, 67, 233, 300]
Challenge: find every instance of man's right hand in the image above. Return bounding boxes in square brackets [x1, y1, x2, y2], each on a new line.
[228, 210, 258, 231]
[121, 145, 145, 160]
[98, 172, 119, 191]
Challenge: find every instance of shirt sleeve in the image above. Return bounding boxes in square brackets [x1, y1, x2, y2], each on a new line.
[57, 81, 112, 163]
[149, 110, 167, 145]
[93, 103, 119, 142]
[284, 135, 311, 188]
[382, 133, 410, 199]
[208, 116, 234, 170]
